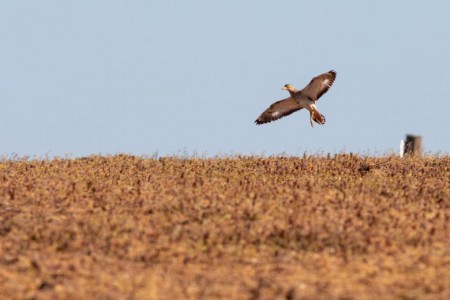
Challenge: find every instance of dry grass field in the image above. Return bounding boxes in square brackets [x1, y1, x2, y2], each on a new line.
[0, 154, 449, 299]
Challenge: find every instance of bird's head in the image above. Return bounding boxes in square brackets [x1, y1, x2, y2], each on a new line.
[282, 84, 296, 92]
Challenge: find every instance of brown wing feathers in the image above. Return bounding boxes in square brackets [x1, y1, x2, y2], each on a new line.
[255, 98, 303, 125]
[301, 70, 336, 101]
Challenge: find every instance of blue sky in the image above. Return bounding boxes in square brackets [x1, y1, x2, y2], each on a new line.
[1, 1, 449, 157]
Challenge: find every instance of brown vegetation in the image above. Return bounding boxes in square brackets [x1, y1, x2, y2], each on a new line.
[0, 154, 449, 299]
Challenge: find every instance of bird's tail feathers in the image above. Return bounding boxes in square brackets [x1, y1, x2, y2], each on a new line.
[313, 110, 326, 125]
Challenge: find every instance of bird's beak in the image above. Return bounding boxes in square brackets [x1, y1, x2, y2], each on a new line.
[282, 87, 287, 90]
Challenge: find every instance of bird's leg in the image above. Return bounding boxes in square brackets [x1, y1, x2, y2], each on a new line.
[309, 105, 317, 127]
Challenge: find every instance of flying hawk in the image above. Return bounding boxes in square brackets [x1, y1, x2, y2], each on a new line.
[255, 70, 337, 127]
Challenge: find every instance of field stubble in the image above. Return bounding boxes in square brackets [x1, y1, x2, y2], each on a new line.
[0, 154, 449, 299]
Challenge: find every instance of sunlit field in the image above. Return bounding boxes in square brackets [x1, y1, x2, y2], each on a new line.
[0, 155, 449, 299]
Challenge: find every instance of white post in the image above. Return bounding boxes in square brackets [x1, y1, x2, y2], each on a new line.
[399, 139, 405, 158]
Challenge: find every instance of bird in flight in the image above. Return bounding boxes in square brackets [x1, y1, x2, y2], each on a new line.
[255, 70, 337, 127]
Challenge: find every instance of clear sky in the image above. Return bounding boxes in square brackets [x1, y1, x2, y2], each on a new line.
[1, 1, 449, 157]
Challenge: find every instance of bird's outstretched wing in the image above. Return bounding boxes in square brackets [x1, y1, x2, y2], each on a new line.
[255, 97, 303, 125]
[300, 70, 336, 101]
